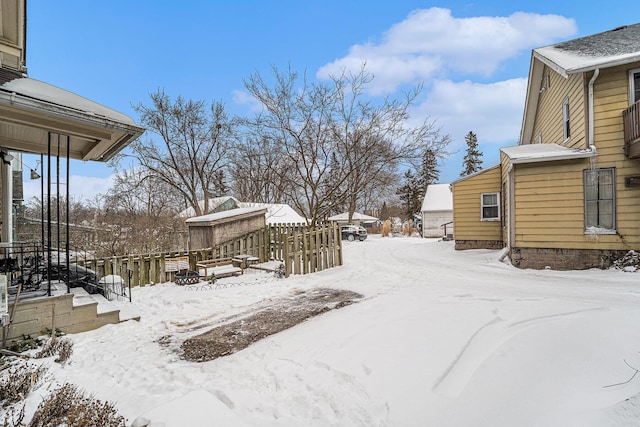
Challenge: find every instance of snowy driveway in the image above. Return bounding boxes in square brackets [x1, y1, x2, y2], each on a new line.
[40, 236, 640, 426]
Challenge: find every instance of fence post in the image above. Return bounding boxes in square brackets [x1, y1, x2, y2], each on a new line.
[335, 223, 343, 266]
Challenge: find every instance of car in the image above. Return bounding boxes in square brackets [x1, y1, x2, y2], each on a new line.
[341, 225, 367, 241]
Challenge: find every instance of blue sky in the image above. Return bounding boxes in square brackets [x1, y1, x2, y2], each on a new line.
[21, 1, 639, 202]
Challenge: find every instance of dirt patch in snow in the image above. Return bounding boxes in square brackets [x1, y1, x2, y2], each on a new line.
[181, 287, 363, 362]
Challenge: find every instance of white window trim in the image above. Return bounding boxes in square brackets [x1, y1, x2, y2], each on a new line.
[583, 168, 616, 234]
[546, 72, 551, 90]
[629, 67, 640, 105]
[480, 192, 500, 221]
[562, 97, 570, 143]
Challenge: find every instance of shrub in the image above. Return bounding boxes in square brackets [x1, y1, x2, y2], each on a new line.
[28, 383, 125, 427]
[35, 337, 74, 364]
[402, 220, 414, 236]
[0, 362, 48, 407]
[2, 404, 25, 427]
[381, 220, 392, 237]
[7, 335, 44, 353]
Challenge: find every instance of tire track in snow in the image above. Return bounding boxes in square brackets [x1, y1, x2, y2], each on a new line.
[433, 306, 606, 398]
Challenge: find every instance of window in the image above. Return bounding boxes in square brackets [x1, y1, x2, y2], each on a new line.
[546, 72, 551, 89]
[584, 168, 615, 232]
[481, 192, 500, 221]
[630, 68, 640, 104]
[563, 98, 571, 141]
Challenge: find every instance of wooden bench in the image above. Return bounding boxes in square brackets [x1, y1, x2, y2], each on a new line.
[196, 257, 244, 281]
[164, 255, 191, 283]
[165, 256, 190, 273]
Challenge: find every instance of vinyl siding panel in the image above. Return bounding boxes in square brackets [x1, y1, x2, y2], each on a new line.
[513, 160, 589, 248]
[509, 61, 640, 252]
[452, 166, 502, 242]
[531, 68, 587, 149]
[591, 64, 640, 249]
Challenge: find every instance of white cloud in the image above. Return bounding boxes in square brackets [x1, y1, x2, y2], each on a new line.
[317, 8, 576, 94]
[412, 78, 528, 149]
[22, 174, 114, 204]
[232, 89, 263, 112]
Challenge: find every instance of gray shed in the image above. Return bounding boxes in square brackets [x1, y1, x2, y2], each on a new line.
[186, 207, 267, 250]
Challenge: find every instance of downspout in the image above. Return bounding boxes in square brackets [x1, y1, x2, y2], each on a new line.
[499, 163, 514, 263]
[588, 69, 600, 152]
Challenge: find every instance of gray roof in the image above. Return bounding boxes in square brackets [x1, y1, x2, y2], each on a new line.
[534, 23, 640, 75]
[521, 23, 640, 147]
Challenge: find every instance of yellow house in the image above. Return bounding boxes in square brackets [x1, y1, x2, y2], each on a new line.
[452, 23, 640, 269]
[452, 165, 502, 249]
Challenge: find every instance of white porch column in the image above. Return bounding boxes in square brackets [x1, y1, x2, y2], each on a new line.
[1, 148, 13, 245]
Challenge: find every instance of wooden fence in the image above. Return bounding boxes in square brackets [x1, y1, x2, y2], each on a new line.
[280, 223, 343, 276]
[76, 223, 342, 286]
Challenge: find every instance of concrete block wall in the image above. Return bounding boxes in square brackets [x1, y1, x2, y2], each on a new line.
[509, 247, 630, 270]
[455, 240, 504, 250]
[4, 292, 120, 343]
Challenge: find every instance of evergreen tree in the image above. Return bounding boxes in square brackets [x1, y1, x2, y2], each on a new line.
[461, 131, 483, 177]
[396, 169, 422, 220]
[418, 148, 440, 189]
[379, 201, 389, 222]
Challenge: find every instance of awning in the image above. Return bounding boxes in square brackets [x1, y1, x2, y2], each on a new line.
[500, 143, 598, 165]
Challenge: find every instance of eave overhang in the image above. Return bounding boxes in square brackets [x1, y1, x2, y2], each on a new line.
[500, 143, 598, 165]
[0, 75, 144, 161]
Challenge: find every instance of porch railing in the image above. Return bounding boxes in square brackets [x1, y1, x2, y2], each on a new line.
[623, 100, 640, 158]
[2, 242, 132, 303]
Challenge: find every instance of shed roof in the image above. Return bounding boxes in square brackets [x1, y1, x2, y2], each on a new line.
[185, 207, 268, 225]
[327, 212, 378, 222]
[421, 184, 452, 212]
[240, 202, 307, 224]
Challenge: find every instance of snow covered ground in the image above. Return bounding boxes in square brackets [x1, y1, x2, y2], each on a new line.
[16, 236, 640, 426]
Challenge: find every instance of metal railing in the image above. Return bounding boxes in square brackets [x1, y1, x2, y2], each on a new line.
[3, 241, 132, 304]
[623, 100, 640, 158]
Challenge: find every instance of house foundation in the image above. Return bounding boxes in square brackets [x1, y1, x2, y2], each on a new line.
[455, 240, 504, 250]
[509, 247, 630, 270]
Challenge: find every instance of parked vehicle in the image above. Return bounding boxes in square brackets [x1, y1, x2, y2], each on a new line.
[341, 225, 367, 241]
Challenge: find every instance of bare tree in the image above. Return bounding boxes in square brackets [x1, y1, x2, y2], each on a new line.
[93, 169, 188, 256]
[130, 89, 235, 217]
[243, 64, 451, 224]
[229, 135, 291, 204]
[243, 66, 338, 223]
[105, 168, 183, 217]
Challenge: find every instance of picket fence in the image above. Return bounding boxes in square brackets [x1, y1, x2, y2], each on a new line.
[76, 223, 343, 286]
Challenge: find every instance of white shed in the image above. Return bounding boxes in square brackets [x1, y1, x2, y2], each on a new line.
[421, 184, 453, 238]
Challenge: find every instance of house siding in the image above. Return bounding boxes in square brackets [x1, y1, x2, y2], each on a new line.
[509, 159, 612, 249]
[592, 65, 640, 249]
[508, 63, 640, 269]
[452, 166, 503, 249]
[532, 67, 587, 149]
